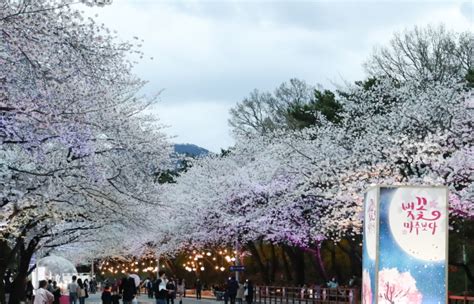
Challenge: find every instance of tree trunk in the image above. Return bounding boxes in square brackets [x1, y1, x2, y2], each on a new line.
[304, 244, 328, 283]
[269, 244, 278, 283]
[0, 265, 6, 304]
[337, 240, 360, 278]
[247, 241, 270, 284]
[9, 239, 37, 304]
[280, 247, 293, 283]
[449, 262, 474, 290]
[328, 243, 342, 282]
[283, 246, 305, 286]
[0, 239, 16, 304]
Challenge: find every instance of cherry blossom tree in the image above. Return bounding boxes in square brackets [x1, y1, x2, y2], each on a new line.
[1, 1, 172, 303]
[156, 44, 472, 283]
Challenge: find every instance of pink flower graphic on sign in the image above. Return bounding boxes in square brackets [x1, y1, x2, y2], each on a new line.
[362, 269, 372, 304]
[378, 268, 422, 304]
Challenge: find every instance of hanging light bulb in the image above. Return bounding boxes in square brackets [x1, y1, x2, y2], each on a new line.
[200, 267, 205, 271]
[220, 267, 225, 272]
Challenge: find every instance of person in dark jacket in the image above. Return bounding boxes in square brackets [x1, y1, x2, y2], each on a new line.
[226, 277, 239, 304]
[166, 278, 176, 304]
[244, 280, 253, 304]
[101, 285, 112, 304]
[26, 280, 34, 304]
[154, 271, 168, 304]
[111, 281, 121, 304]
[121, 276, 137, 304]
[194, 279, 202, 300]
[146, 278, 154, 299]
[52, 281, 61, 304]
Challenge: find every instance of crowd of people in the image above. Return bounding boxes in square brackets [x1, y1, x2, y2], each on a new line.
[20, 272, 257, 304]
[99, 271, 187, 304]
[98, 272, 255, 304]
[298, 276, 360, 300]
[211, 277, 254, 304]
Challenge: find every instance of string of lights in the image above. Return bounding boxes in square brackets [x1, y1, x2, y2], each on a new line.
[98, 258, 164, 275]
[183, 249, 238, 273]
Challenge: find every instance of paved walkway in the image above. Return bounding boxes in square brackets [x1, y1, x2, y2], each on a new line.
[85, 293, 218, 304]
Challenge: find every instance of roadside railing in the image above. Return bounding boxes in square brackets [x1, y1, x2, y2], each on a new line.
[254, 287, 474, 304]
[448, 295, 474, 304]
[255, 286, 358, 304]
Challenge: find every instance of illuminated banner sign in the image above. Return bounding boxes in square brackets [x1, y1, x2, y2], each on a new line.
[362, 186, 448, 304]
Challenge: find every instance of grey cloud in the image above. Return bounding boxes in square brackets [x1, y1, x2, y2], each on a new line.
[167, 1, 454, 31]
[94, 0, 471, 151]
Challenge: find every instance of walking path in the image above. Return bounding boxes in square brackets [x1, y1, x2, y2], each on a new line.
[85, 293, 217, 304]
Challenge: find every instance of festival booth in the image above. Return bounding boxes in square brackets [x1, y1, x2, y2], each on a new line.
[32, 256, 78, 304]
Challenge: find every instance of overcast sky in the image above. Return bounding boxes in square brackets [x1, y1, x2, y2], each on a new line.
[87, 0, 472, 152]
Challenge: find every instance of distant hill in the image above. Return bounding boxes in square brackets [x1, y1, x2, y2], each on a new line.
[174, 144, 210, 157]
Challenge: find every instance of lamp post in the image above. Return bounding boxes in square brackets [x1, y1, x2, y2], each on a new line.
[235, 242, 241, 282]
[156, 255, 161, 279]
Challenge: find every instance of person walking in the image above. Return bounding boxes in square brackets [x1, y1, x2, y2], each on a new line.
[166, 278, 176, 304]
[244, 280, 253, 304]
[47, 280, 54, 293]
[226, 277, 239, 304]
[176, 279, 185, 304]
[143, 278, 150, 298]
[77, 279, 87, 304]
[111, 282, 121, 304]
[34, 280, 54, 304]
[236, 282, 244, 304]
[26, 280, 34, 304]
[67, 276, 79, 304]
[83, 280, 89, 296]
[194, 279, 202, 300]
[121, 275, 137, 304]
[146, 278, 154, 299]
[52, 281, 61, 304]
[153, 271, 168, 304]
[101, 285, 112, 304]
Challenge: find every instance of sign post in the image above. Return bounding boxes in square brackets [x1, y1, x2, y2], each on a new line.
[362, 186, 448, 304]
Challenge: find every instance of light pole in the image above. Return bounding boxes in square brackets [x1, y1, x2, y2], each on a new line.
[156, 255, 160, 279]
[91, 259, 94, 278]
[235, 242, 241, 282]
